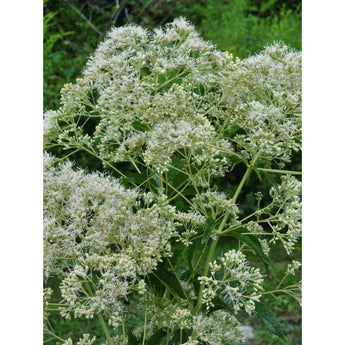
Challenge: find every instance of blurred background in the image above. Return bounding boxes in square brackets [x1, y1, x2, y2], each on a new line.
[44, 0, 301, 110]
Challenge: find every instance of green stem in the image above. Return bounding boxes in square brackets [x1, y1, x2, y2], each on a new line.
[43, 329, 66, 343]
[80, 145, 137, 187]
[195, 152, 260, 314]
[167, 257, 189, 302]
[195, 238, 219, 313]
[142, 304, 147, 345]
[84, 282, 115, 345]
[255, 167, 302, 175]
[219, 216, 279, 236]
[233, 152, 260, 202]
[98, 313, 115, 345]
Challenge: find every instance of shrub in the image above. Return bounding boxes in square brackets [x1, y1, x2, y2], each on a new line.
[43, 18, 301, 344]
[177, 0, 301, 55]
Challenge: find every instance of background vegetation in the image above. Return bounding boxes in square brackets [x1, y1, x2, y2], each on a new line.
[44, 1, 302, 344]
[44, 0, 301, 110]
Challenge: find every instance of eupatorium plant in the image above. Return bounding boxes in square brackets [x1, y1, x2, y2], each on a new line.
[44, 18, 301, 345]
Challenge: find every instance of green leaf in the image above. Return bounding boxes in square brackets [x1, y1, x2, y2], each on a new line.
[139, 67, 150, 77]
[145, 273, 165, 298]
[224, 124, 241, 138]
[127, 172, 147, 184]
[202, 216, 216, 244]
[153, 262, 187, 299]
[230, 230, 273, 268]
[254, 301, 286, 340]
[127, 328, 140, 345]
[146, 328, 166, 345]
[132, 120, 150, 132]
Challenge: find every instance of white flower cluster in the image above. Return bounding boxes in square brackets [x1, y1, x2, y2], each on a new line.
[215, 43, 301, 166]
[43, 287, 53, 323]
[199, 249, 263, 315]
[287, 260, 302, 275]
[174, 211, 206, 246]
[192, 310, 244, 345]
[266, 175, 302, 254]
[44, 154, 177, 278]
[230, 101, 300, 164]
[62, 334, 96, 345]
[193, 190, 239, 220]
[44, 18, 301, 187]
[44, 154, 181, 324]
[142, 298, 243, 345]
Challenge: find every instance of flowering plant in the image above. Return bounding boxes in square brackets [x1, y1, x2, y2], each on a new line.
[43, 18, 301, 345]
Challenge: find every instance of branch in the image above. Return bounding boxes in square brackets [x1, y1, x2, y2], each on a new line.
[134, 0, 156, 21]
[63, 0, 103, 36]
[112, 0, 128, 27]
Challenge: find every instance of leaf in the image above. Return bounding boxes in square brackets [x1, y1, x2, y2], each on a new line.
[225, 124, 241, 138]
[254, 301, 287, 340]
[132, 120, 150, 132]
[230, 230, 273, 268]
[153, 262, 187, 299]
[127, 172, 147, 185]
[229, 157, 245, 172]
[202, 216, 216, 244]
[145, 273, 165, 298]
[139, 67, 150, 77]
[127, 329, 140, 345]
[146, 328, 166, 345]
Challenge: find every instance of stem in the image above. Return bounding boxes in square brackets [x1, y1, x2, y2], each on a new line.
[142, 304, 147, 345]
[167, 257, 189, 302]
[155, 173, 196, 210]
[84, 282, 115, 345]
[184, 148, 208, 216]
[98, 313, 115, 345]
[80, 145, 137, 187]
[255, 167, 302, 175]
[233, 152, 260, 202]
[122, 312, 126, 345]
[219, 216, 279, 236]
[195, 152, 260, 314]
[156, 69, 187, 91]
[276, 272, 289, 290]
[195, 238, 219, 313]
[43, 330, 66, 343]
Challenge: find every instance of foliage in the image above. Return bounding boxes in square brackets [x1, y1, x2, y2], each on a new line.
[177, 0, 301, 55]
[43, 19, 301, 344]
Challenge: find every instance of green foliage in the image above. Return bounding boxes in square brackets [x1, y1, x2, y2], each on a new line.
[177, 0, 301, 56]
[254, 301, 286, 340]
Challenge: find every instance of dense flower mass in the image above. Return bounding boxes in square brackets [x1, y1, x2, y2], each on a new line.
[43, 18, 301, 345]
[44, 153, 177, 278]
[44, 18, 301, 183]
